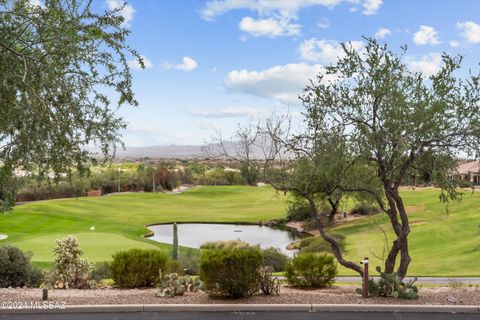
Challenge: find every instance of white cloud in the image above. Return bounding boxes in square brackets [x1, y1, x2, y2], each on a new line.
[107, 0, 135, 27]
[128, 55, 153, 70]
[405, 53, 442, 77]
[362, 0, 382, 15]
[225, 63, 333, 103]
[450, 40, 460, 47]
[189, 107, 266, 118]
[298, 38, 363, 65]
[375, 27, 391, 39]
[192, 120, 222, 131]
[457, 21, 480, 44]
[239, 17, 300, 37]
[164, 57, 198, 72]
[413, 25, 440, 45]
[318, 17, 330, 29]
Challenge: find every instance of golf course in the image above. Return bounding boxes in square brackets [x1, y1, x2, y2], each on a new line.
[0, 185, 479, 276]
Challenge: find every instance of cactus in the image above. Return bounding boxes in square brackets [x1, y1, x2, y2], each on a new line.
[356, 266, 418, 299]
[156, 269, 203, 297]
[172, 223, 179, 260]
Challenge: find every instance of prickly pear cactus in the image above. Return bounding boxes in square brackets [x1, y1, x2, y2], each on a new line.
[156, 270, 203, 298]
[356, 266, 419, 299]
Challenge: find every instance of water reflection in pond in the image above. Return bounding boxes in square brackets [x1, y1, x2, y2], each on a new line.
[147, 223, 304, 256]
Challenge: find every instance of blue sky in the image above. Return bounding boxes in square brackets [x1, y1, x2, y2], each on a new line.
[100, 0, 480, 147]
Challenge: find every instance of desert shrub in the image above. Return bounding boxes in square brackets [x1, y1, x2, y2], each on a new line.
[200, 248, 263, 298]
[285, 253, 337, 288]
[458, 180, 472, 188]
[300, 234, 345, 254]
[92, 262, 112, 282]
[110, 249, 168, 288]
[0, 245, 42, 288]
[51, 236, 93, 289]
[179, 248, 200, 275]
[257, 266, 280, 295]
[286, 201, 312, 221]
[262, 247, 289, 272]
[200, 240, 254, 250]
[351, 203, 380, 216]
[356, 266, 418, 299]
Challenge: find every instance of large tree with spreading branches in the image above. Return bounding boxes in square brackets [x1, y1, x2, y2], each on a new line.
[212, 38, 480, 278]
[0, 0, 142, 211]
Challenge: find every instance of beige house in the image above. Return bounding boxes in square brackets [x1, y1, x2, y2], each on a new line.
[452, 160, 480, 185]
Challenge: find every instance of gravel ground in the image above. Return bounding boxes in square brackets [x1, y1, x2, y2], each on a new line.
[1, 286, 479, 305]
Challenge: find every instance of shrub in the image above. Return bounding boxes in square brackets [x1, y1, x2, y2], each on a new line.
[300, 234, 345, 254]
[179, 248, 200, 275]
[110, 249, 168, 288]
[356, 266, 419, 299]
[285, 253, 337, 288]
[92, 262, 112, 282]
[200, 248, 263, 298]
[0, 245, 42, 288]
[51, 236, 93, 289]
[286, 201, 313, 221]
[200, 240, 254, 250]
[351, 203, 380, 216]
[262, 247, 289, 272]
[257, 266, 280, 295]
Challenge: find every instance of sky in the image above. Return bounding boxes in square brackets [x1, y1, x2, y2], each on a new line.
[97, 0, 480, 147]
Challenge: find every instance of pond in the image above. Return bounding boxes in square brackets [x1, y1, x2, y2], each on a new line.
[147, 223, 304, 256]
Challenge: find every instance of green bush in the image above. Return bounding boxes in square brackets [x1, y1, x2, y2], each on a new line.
[0, 245, 42, 288]
[351, 203, 380, 216]
[200, 248, 263, 298]
[285, 253, 337, 288]
[286, 201, 313, 221]
[262, 247, 289, 272]
[92, 262, 112, 282]
[110, 249, 168, 288]
[179, 248, 200, 275]
[200, 240, 254, 250]
[300, 234, 345, 254]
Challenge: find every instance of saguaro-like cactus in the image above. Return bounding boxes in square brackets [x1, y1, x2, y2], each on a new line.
[172, 223, 179, 260]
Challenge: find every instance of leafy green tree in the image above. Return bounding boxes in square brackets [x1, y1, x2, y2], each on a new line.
[302, 38, 480, 277]
[0, 0, 141, 211]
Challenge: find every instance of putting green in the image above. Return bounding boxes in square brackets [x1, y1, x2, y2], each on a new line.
[14, 232, 160, 263]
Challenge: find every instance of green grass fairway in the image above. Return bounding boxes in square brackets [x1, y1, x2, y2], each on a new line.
[0, 186, 286, 265]
[335, 188, 480, 276]
[0, 185, 479, 276]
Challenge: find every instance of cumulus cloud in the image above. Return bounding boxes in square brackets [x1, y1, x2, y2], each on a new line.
[189, 107, 266, 118]
[413, 25, 440, 45]
[225, 63, 333, 103]
[106, 0, 135, 27]
[457, 21, 480, 44]
[375, 27, 391, 39]
[298, 39, 363, 65]
[362, 0, 382, 15]
[201, 0, 382, 38]
[164, 57, 198, 72]
[128, 55, 153, 70]
[405, 53, 442, 77]
[239, 17, 300, 37]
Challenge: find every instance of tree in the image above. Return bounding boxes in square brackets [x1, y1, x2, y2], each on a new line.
[0, 0, 142, 211]
[301, 38, 480, 277]
[211, 38, 480, 279]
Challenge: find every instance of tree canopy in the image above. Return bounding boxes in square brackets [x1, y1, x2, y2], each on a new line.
[0, 0, 141, 210]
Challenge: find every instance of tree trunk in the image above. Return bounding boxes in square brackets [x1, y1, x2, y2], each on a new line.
[328, 199, 339, 225]
[305, 195, 364, 277]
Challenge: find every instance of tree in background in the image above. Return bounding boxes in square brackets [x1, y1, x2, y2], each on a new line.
[0, 0, 141, 211]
